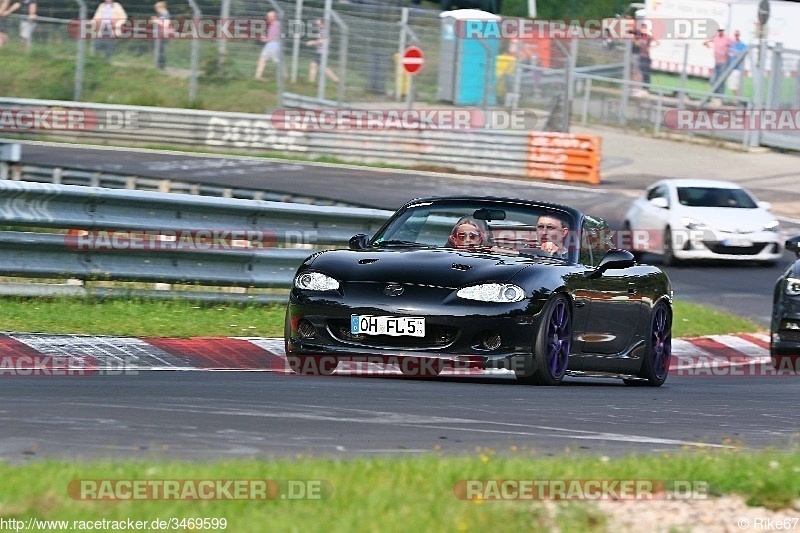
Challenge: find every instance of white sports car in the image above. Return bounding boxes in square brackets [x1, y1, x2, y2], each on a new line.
[624, 179, 783, 266]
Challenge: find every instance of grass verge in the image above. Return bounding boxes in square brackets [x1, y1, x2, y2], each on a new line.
[0, 451, 798, 532]
[0, 297, 761, 338]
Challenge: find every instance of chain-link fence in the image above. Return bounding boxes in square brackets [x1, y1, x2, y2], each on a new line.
[2, 3, 800, 150]
[761, 46, 800, 151]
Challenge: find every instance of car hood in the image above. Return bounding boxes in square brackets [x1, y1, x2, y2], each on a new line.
[676, 206, 775, 232]
[304, 248, 537, 288]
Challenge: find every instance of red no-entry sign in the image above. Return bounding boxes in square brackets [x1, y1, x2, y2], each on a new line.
[402, 46, 424, 75]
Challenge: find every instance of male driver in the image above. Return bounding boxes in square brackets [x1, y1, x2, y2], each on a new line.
[536, 213, 569, 257]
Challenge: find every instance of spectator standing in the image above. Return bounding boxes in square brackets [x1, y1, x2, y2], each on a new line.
[704, 27, 733, 94]
[151, 1, 170, 69]
[255, 10, 282, 80]
[728, 30, 747, 99]
[17, 0, 35, 49]
[306, 19, 338, 83]
[0, 0, 16, 48]
[93, 0, 127, 61]
[636, 27, 657, 95]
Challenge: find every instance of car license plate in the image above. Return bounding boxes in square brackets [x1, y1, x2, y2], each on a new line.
[722, 238, 753, 247]
[351, 315, 425, 337]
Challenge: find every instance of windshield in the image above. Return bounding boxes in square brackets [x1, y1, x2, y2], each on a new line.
[370, 200, 578, 260]
[676, 187, 758, 208]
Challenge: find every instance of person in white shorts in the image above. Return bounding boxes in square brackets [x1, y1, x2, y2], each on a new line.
[255, 10, 282, 80]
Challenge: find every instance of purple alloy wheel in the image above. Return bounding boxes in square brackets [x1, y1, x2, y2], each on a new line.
[651, 305, 672, 379]
[546, 299, 571, 378]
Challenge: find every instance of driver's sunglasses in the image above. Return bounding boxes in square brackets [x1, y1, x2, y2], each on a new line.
[456, 231, 480, 240]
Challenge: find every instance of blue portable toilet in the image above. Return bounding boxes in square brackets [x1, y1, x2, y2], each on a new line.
[436, 9, 501, 106]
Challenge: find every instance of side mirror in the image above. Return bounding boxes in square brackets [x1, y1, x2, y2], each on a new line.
[586, 249, 636, 279]
[349, 234, 369, 250]
[758, 200, 773, 211]
[650, 197, 669, 209]
[786, 236, 800, 257]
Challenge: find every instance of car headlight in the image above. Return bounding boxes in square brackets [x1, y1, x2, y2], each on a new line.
[294, 272, 340, 291]
[681, 217, 708, 230]
[787, 277, 800, 296]
[456, 283, 525, 303]
[763, 220, 780, 232]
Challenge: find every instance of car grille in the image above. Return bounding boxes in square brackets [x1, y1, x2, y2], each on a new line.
[703, 242, 769, 255]
[328, 319, 458, 349]
[779, 330, 800, 342]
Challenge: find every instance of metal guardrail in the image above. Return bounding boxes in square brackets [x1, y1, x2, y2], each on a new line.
[0, 97, 600, 184]
[0, 180, 392, 301]
[7, 163, 357, 205]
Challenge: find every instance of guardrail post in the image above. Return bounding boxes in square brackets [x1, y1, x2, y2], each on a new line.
[0, 143, 21, 181]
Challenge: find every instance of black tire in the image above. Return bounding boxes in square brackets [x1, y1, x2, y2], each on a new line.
[516, 294, 572, 386]
[624, 300, 672, 387]
[662, 227, 678, 267]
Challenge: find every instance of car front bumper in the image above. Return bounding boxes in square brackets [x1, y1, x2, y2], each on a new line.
[285, 297, 542, 366]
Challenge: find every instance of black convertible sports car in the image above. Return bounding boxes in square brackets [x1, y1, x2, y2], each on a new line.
[285, 197, 673, 386]
[771, 236, 800, 362]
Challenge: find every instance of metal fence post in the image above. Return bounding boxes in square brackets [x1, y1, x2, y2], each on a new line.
[620, 39, 632, 126]
[290, 0, 304, 83]
[330, 11, 348, 107]
[396, 8, 409, 102]
[187, 0, 201, 104]
[74, 0, 87, 101]
[767, 43, 782, 110]
[679, 42, 689, 109]
[750, 39, 768, 147]
[317, 0, 333, 100]
[581, 77, 592, 126]
[218, 0, 230, 68]
[654, 90, 663, 135]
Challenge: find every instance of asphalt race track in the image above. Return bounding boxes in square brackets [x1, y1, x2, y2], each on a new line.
[3, 142, 799, 461]
[1, 373, 798, 462]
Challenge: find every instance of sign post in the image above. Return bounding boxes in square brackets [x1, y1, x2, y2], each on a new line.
[402, 46, 424, 110]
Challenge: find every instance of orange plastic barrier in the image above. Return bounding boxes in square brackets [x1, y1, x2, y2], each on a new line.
[526, 132, 601, 185]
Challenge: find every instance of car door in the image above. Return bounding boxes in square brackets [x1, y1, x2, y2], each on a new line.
[579, 218, 642, 357]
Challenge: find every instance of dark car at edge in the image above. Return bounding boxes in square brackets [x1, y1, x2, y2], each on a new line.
[771, 236, 800, 363]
